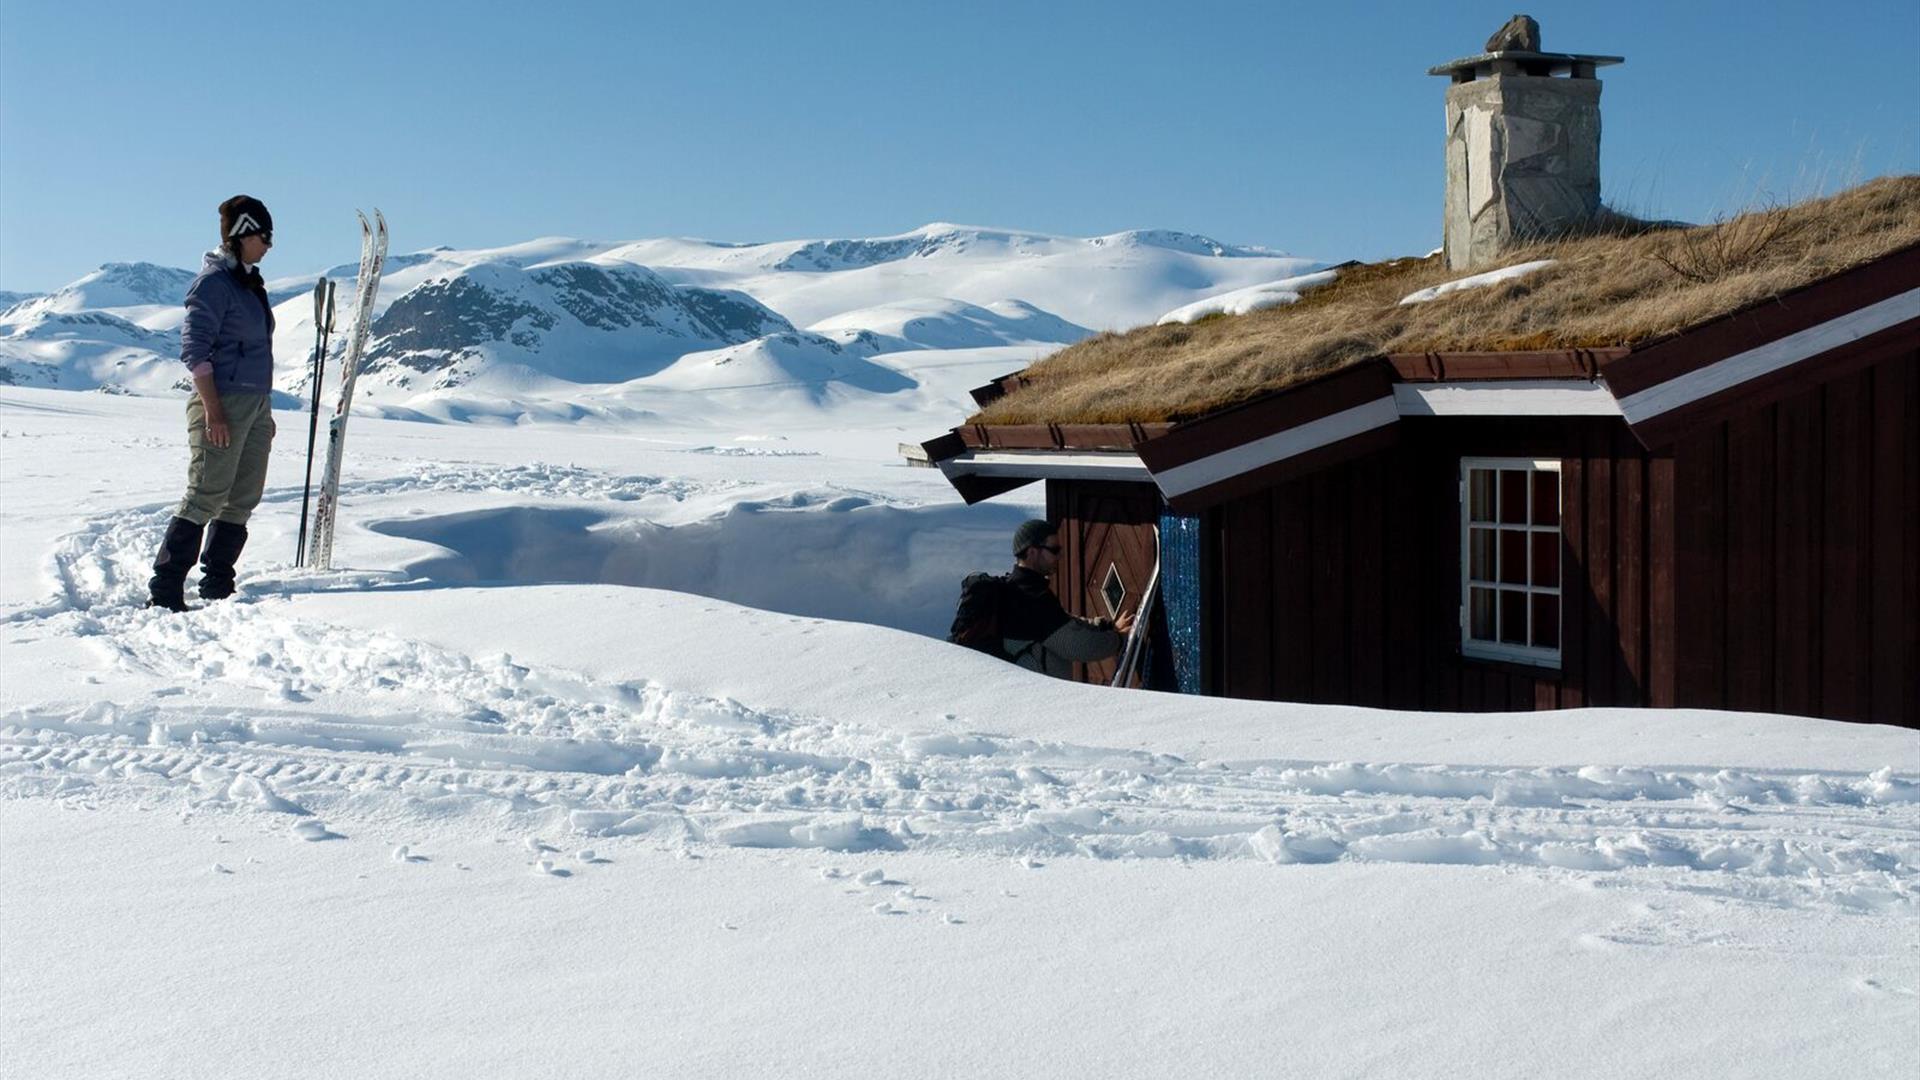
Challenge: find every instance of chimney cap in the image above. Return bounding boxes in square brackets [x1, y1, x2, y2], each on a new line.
[1429, 50, 1624, 79]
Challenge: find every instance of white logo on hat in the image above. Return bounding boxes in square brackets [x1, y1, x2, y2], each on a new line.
[228, 212, 262, 237]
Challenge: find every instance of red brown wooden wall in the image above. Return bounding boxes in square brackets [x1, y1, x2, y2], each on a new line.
[1673, 350, 1918, 726]
[1208, 416, 1667, 712]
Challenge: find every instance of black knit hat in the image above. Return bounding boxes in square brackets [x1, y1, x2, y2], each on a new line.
[218, 195, 272, 242]
[1012, 518, 1057, 556]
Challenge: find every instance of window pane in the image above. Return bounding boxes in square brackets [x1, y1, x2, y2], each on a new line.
[1532, 594, 1560, 649]
[1499, 529, 1527, 585]
[1499, 589, 1527, 644]
[1469, 528, 1495, 581]
[1469, 469, 1494, 522]
[1471, 587, 1495, 641]
[1499, 470, 1528, 524]
[1533, 470, 1560, 527]
[1531, 531, 1560, 588]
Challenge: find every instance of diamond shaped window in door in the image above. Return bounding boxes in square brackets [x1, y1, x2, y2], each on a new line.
[1101, 563, 1127, 619]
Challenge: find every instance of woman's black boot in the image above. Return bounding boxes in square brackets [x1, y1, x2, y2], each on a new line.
[146, 516, 205, 612]
[197, 520, 249, 601]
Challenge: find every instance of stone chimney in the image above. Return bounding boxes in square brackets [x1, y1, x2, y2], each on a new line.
[1431, 16, 1623, 270]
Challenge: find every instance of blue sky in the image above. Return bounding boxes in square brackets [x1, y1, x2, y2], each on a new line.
[2, 0, 1915, 291]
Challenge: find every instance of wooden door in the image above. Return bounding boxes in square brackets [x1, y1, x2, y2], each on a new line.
[1048, 480, 1162, 686]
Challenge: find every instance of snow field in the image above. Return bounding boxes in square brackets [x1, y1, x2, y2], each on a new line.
[4, 387, 1919, 1078]
[3, 442, 1913, 916]
[12, 794, 1900, 1080]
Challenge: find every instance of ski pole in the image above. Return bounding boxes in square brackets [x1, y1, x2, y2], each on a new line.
[295, 277, 335, 566]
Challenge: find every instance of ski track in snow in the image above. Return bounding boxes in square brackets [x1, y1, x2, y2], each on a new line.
[4, 463, 1918, 916]
[9, 460, 748, 621]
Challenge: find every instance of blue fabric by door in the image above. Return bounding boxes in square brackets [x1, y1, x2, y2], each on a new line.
[1154, 510, 1205, 695]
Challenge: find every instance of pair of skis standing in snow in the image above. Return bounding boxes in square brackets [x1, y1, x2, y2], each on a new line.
[296, 211, 388, 572]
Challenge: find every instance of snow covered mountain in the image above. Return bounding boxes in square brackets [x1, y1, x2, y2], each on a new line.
[352, 261, 792, 394]
[0, 263, 198, 392]
[0, 224, 1323, 421]
[10, 261, 195, 318]
[807, 297, 1087, 352]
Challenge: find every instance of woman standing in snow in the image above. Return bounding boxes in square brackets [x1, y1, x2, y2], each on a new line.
[146, 195, 278, 612]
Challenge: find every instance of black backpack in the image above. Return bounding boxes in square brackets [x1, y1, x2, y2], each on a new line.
[947, 572, 1016, 660]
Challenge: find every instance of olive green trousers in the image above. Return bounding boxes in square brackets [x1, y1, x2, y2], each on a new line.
[177, 392, 275, 525]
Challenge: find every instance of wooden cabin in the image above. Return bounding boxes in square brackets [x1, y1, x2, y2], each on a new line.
[920, 187, 1920, 728]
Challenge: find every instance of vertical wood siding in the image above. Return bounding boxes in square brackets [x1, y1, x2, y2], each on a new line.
[1203, 416, 1661, 711]
[1673, 349, 1919, 726]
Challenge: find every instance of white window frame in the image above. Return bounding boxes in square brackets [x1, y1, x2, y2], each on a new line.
[1459, 457, 1562, 668]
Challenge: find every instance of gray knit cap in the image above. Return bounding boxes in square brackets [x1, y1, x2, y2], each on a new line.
[1012, 519, 1057, 556]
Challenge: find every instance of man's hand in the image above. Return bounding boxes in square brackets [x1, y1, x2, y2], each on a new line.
[1114, 608, 1137, 636]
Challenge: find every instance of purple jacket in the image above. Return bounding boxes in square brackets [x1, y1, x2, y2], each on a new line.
[180, 251, 275, 394]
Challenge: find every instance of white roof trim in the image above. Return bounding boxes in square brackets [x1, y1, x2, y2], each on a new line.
[1393, 379, 1623, 417]
[1153, 396, 1399, 499]
[1617, 285, 1920, 425]
[939, 450, 1151, 483]
[1152, 381, 1622, 501]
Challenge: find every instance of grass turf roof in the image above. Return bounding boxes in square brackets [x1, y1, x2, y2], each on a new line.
[972, 176, 1920, 426]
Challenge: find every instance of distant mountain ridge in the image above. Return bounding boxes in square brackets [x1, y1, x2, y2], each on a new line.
[0, 222, 1324, 421]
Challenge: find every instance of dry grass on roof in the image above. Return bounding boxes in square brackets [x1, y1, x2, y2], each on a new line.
[974, 175, 1920, 425]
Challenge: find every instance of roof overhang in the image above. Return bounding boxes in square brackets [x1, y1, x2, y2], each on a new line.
[1138, 361, 1402, 510]
[918, 241, 1920, 512]
[1392, 379, 1623, 418]
[939, 450, 1152, 483]
[1600, 243, 1920, 447]
[918, 424, 1169, 504]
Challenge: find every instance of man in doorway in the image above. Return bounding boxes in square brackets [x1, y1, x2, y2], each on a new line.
[1002, 519, 1134, 679]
